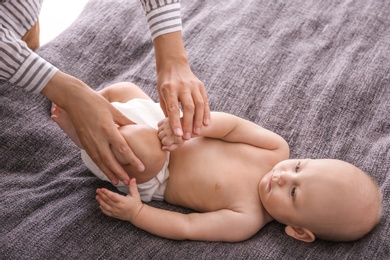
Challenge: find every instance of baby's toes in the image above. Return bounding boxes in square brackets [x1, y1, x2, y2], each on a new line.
[50, 103, 63, 116]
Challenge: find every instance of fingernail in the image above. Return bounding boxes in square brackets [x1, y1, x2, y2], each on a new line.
[194, 128, 201, 135]
[184, 132, 191, 140]
[204, 118, 210, 125]
[138, 164, 145, 172]
[175, 128, 183, 136]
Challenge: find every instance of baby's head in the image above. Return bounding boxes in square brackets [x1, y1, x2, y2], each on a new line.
[259, 159, 382, 242]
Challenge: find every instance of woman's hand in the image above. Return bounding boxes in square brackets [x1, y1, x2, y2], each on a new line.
[154, 32, 210, 141]
[42, 71, 145, 185]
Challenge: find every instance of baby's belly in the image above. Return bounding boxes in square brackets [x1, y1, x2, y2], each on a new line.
[165, 138, 264, 212]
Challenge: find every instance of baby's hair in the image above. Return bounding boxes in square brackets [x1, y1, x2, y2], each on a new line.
[315, 169, 382, 242]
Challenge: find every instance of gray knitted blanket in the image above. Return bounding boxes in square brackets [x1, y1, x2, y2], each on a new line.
[1, 0, 389, 259]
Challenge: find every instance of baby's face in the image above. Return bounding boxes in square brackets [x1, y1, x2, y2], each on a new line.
[259, 159, 359, 229]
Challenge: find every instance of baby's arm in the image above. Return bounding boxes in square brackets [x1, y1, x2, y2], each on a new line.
[159, 112, 289, 156]
[202, 112, 288, 151]
[96, 179, 263, 242]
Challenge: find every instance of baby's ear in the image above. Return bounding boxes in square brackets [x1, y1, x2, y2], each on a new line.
[285, 226, 315, 243]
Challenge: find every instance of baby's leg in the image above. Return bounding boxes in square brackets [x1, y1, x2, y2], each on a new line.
[99, 82, 152, 103]
[50, 82, 149, 148]
[51, 103, 168, 184]
[22, 20, 40, 51]
[51, 104, 83, 148]
[118, 124, 168, 184]
[51, 82, 167, 183]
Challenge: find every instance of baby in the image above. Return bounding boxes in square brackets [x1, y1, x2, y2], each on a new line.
[51, 82, 382, 243]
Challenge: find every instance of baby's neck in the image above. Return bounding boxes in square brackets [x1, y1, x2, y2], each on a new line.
[259, 197, 274, 223]
[262, 208, 274, 224]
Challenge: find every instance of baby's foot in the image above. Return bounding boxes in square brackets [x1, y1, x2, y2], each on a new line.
[51, 103, 83, 148]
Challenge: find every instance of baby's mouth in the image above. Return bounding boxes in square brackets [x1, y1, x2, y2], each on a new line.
[268, 172, 274, 191]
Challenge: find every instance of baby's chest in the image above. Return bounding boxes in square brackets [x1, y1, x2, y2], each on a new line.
[171, 138, 266, 173]
[170, 150, 261, 187]
[167, 158, 263, 211]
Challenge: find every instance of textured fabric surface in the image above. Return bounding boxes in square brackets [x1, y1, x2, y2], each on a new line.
[1, 0, 389, 259]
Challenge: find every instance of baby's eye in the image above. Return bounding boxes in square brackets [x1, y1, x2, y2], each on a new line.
[291, 187, 296, 200]
[295, 161, 301, 173]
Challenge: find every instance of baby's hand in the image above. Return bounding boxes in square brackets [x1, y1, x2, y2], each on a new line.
[96, 178, 143, 223]
[158, 117, 186, 151]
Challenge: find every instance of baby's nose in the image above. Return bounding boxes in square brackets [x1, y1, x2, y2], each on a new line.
[272, 172, 281, 180]
[273, 171, 289, 186]
[272, 171, 283, 183]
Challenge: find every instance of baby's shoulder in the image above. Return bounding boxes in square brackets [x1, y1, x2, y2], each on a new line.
[224, 200, 269, 236]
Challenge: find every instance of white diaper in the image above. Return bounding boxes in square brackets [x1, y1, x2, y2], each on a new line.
[81, 98, 170, 202]
[111, 99, 165, 130]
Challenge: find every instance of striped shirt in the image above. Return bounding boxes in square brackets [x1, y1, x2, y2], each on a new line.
[0, 0, 182, 93]
[139, 0, 182, 40]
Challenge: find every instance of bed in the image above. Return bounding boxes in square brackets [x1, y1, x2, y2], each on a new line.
[1, 0, 389, 259]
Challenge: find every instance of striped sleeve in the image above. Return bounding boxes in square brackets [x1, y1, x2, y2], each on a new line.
[0, 0, 58, 93]
[139, 0, 182, 40]
[0, 25, 58, 93]
[0, 0, 43, 38]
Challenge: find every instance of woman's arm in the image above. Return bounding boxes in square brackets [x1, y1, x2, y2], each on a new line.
[0, 24, 144, 185]
[138, 0, 210, 139]
[0, 25, 57, 92]
[139, 0, 182, 40]
[43, 71, 145, 184]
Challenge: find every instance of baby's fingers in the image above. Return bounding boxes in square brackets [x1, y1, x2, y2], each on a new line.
[157, 118, 168, 127]
[128, 178, 140, 199]
[157, 128, 167, 141]
[162, 144, 180, 152]
[98, 203, 114, 217]
[96, 188, 121, 203]
[96, 188, 123, 211]
[161, 136, 175, 147]
[96, 193, 113, 216]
